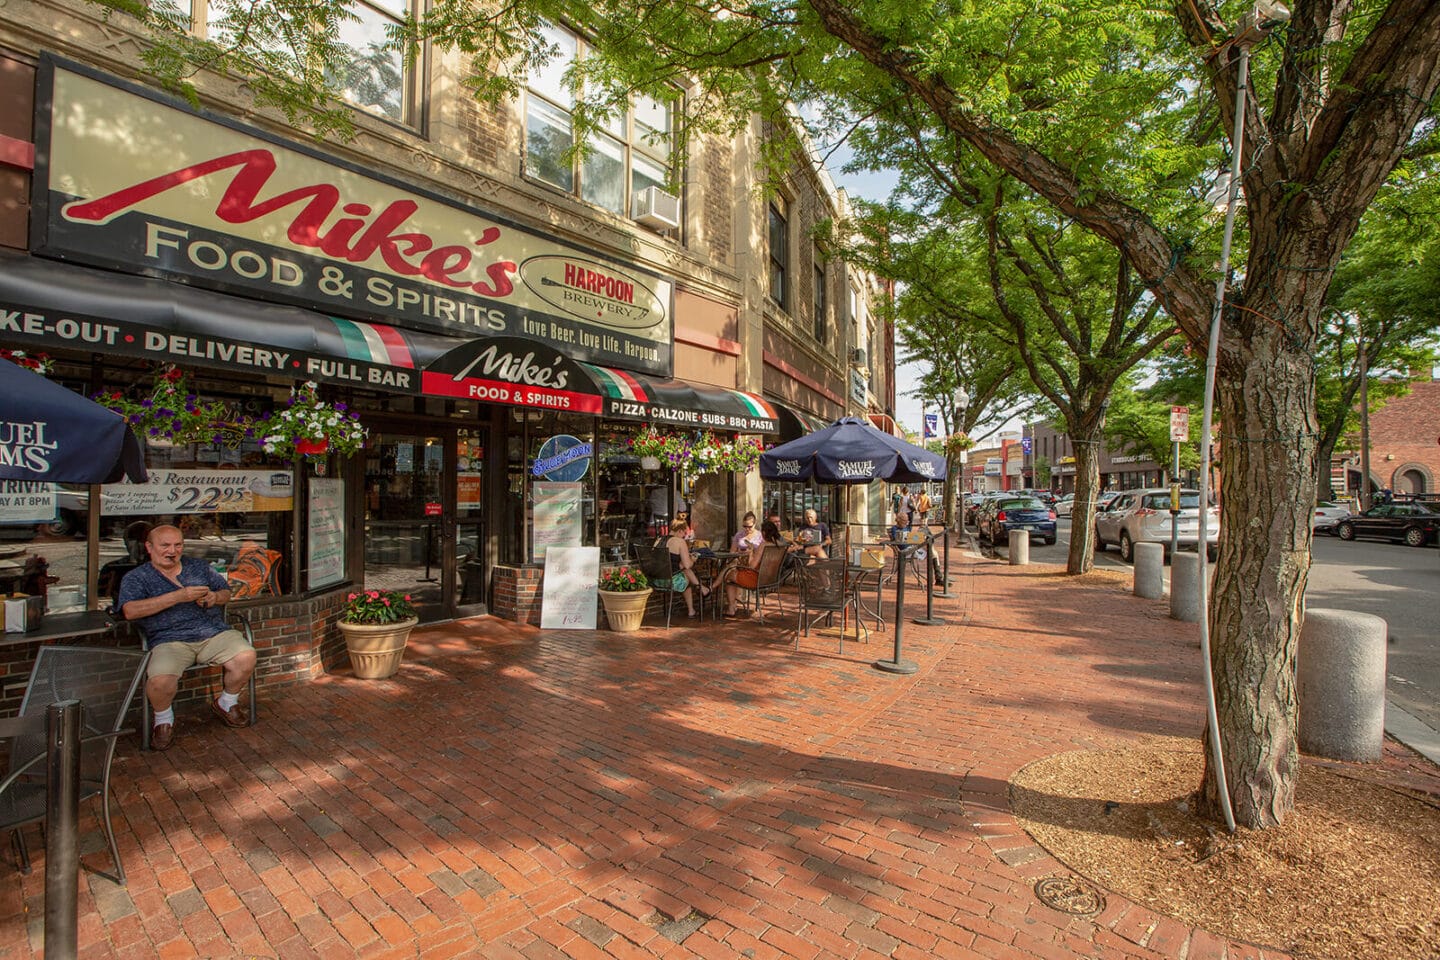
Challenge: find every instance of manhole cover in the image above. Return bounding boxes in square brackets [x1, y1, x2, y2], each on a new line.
[1034, 875, 1106, 916]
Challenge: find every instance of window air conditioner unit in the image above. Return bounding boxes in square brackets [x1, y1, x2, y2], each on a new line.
[849, 347, 867, 367]
[632, 186, 681, 231]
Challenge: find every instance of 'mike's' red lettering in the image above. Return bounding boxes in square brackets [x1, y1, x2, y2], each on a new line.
[62, 149, 515, 298]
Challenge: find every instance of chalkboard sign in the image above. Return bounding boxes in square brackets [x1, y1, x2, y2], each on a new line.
[540, 546, 600, 630]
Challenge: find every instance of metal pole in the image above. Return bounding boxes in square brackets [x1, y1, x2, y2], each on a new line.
[46, 699, 83, 960]
[874, 543, 918, 674]
[1358, 338, 1371, 510]
[1170, 441, 1181, 558]
[1195, 39, 1249, 836]
[937, 527, 955, 598]
[913, 530, 945, 626]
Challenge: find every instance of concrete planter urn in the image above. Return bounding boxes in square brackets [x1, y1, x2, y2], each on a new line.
[599, 588, 651, 632]
[639, 455, 662, 471]
[338, 617, 418, 679]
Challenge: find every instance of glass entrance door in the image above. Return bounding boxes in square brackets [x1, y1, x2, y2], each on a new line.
[364, 430, 450, 622]
[453, 426, 486, 613]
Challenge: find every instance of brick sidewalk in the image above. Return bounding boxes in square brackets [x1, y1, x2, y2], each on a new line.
[1, 553, 1434, 959]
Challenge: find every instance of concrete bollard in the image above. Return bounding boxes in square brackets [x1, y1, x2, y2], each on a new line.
[1298, 608, 1388, 762]
[1008, 529, 1029, 565]
[1133, 542, 1164, 599]
[1169, 552, 1201, 622]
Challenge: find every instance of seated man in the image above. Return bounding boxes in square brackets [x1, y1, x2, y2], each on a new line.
[792, 508, 831, 560]
[118, 524, 257, 751]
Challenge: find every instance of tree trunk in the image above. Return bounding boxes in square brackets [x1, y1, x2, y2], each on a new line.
[1065, 432, 1102, 575]
[1197, 285, 1320, 829]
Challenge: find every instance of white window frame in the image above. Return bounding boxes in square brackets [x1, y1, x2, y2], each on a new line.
[523, 23, 679, 219]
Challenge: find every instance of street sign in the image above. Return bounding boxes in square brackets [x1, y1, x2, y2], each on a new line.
[1170, 406, 1190, 442]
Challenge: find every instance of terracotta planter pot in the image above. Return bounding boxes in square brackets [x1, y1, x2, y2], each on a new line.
[338, 617, 417, 679]
[599, 588, 651, 632]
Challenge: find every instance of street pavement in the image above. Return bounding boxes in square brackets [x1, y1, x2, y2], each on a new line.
[3, 545, 1436, 959]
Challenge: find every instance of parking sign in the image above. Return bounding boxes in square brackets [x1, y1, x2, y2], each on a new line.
[1170, 406, 1190, 442]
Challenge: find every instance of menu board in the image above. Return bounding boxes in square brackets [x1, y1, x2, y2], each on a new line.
[307, 478, 346, 589]
[102, 470, 295, 514]
[540, 546, 599, 630]
[532, 481, 583, 561]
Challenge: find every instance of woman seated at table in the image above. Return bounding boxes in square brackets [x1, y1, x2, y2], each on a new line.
[722, 519, 781, 618]
[730, 511, 764, 556]
[664, 517, 710, 618]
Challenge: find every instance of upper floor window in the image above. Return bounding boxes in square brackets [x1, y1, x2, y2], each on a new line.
[197, 0, 416, 125]
[525, 24, 677, 218]
[768, 200, 789, 310]
[813, 264, 828, 345]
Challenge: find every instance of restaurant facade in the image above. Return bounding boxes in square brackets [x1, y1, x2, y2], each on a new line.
[0, 7, 896, 699]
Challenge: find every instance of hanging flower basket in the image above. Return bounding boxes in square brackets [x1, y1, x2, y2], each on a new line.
[257, 381, 367, 459]
[629, 427, 761, 475]
[94, 366, 248, 447]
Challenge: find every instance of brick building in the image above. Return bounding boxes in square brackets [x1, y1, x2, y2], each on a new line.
[0, 5, 895, 701]
[1338, 376, 1439, 497]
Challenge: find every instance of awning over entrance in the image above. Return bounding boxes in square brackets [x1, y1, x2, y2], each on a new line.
[771, 401, 832, 442]
[585, 365, 780, 435]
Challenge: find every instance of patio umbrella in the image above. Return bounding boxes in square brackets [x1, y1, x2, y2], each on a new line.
[0, 356, 148, 484]
[759, 416, 946, 484]
[760, 416, 946, 669]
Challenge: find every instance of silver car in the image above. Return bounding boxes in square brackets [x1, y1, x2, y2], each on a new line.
[1095, 488, 1219, 562]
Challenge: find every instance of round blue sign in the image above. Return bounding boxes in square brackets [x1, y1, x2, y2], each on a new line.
[533, 434, 592, 482]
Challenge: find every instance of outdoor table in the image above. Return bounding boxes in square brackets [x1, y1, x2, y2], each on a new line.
[694, 551, 741, 619]
[0, 610, 116, 648]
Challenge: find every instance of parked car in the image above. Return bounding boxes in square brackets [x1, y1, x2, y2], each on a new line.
[977, 495, 1057, 546]
[1095, 488, 1219, 562]
[1333, 501, 1439, 547]
[1311, 501, 1354, 534]
[964, 491, 1006, 526]
[1053, 493, 1076, 517]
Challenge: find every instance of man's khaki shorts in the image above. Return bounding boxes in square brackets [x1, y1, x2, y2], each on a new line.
[147, 629, 252, 679]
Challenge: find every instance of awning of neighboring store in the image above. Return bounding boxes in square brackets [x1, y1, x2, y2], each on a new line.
[770, 401, 831, 442]
[868, 413, 900, 436]
[586, 365, 781, 435]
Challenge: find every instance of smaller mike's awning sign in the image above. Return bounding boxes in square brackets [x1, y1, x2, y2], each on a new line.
[422, 338, 604, 414]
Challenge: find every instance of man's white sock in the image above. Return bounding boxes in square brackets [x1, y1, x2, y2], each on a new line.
[217, 691, 239, 711]
[153, 707, 174, 726]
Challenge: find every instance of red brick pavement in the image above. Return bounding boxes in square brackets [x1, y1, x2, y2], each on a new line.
[2, 552, 1434, 959]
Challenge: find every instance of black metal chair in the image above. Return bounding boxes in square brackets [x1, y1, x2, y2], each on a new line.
[795, 557, 866, 652]
[633, 543, 689, 627]
[742, 544, 790, 624]
[130, 611, 259, 750]
[0, 645, 150, 884]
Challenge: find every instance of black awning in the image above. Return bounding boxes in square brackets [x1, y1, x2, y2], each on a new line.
[585, 365, 780, 435]
[770, 400, 832, 442]
[0, 252, 464, 394]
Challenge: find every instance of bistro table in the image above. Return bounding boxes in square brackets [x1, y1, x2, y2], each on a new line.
[693, 550, 741, 619]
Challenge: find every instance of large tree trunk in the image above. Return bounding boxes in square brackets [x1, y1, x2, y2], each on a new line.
[1197, 277, 1321, 828]
[1065, 433, 1102, 575]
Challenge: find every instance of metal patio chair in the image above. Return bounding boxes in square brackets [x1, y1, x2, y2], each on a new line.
[795, 557, 866, 652]
[0, 645, 149, 884]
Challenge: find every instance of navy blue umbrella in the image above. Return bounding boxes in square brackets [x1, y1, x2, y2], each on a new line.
[759, 416, 946, 484]
[0, 357, 148, 484]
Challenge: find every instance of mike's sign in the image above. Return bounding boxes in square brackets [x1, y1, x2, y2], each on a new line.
[34, 59, 673, 377]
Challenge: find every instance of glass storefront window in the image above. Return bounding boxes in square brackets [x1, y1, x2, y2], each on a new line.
[595, 424, 668, 561]
[97, 441, 296, 610]
[524, 411, 596, 564]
